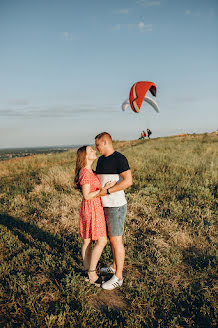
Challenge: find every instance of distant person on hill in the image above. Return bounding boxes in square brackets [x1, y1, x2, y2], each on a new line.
[139, 131, 146, 139]
[74, 146, 115, 287]
[95, 132, 132, 290]
[147, 128, 152, 139]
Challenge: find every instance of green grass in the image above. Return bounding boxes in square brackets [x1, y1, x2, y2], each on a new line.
[0, 133, 217, 327]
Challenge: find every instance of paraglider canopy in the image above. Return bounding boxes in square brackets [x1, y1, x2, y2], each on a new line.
[129, 81, 156, 113]
[122, 96, 160, 113]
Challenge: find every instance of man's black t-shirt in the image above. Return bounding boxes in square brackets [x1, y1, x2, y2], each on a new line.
[96, 151, 130, 207]
[96, 151, 130, 174]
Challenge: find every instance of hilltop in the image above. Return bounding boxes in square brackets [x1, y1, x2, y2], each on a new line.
[0, 133, 217, 327]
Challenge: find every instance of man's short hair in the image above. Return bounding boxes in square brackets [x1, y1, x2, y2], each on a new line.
[95, 132, 112, 142]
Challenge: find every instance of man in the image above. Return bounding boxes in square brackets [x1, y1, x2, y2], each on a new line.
[95, 132, 132, 290]
[147, 128, 152, 139]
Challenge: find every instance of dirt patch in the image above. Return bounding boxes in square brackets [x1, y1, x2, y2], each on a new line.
[88, 288, 130, 311]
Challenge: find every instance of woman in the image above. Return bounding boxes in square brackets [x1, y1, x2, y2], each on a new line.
[74, 145, 114, 286]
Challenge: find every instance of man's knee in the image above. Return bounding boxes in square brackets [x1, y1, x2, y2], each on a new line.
[110, 236, 123, 247]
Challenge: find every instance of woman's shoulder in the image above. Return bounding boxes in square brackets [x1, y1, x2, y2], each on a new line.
[79, 168, 93, 185]
[79, 168, 94, 177]
[79, 167, 88, 176]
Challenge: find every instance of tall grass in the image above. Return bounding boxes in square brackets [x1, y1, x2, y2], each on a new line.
[0, 133, 217, 327]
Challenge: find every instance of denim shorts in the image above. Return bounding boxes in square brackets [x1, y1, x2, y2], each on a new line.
[103, 204, 127, 237]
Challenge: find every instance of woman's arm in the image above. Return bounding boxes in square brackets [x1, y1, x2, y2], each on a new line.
[81, 180, 116, 200]
[98, 170, 132, 196]
[81, 184, 103, 200]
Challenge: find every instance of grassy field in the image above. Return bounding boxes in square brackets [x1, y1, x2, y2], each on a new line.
[0, 133, 217, 327]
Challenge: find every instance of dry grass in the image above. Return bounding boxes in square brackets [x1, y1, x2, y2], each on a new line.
[0, 133, 217, 327]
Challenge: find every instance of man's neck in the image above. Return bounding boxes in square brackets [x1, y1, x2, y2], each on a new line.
[104, 148, 115, 157]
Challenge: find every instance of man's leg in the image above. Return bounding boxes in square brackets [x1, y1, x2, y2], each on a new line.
[101, 205, 127, 281]
[109, 236, 125, 280]
[101, 235, 124, 290]
[111, 244, 116, 270]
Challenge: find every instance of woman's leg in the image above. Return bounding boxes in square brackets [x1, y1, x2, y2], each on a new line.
[88, 236, 107, 281]
[82, 238, 92, 270]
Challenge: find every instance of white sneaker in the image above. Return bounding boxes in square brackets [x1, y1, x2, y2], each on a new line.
[100, 265, 116, 275]
[102, 275, 123, 290]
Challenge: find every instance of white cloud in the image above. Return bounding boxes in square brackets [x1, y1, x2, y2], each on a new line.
[137, 0, 161, 8]
[60, 32, 79, 41]
[138, 22, 153, 32]
[113, 22, 153, 33]
[8, 99, 30, 106]
[0, 104, 117, 119]
[114, 8, 129, 15]
[185, 9, 201, 17]
[175, 97, 199, 104]
[119, 8, 129, 14]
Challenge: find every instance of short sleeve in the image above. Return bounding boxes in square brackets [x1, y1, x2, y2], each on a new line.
[79, 169, 91, 186]
[117, 154, 130, 174]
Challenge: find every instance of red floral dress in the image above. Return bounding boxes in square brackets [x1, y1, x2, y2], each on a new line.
[79, 168, 107, 240]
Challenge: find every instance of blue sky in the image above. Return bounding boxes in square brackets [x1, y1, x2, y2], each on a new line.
[0, 0, 217, 147]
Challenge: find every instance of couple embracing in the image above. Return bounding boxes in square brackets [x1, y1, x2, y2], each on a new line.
[74, 132, 132, 290]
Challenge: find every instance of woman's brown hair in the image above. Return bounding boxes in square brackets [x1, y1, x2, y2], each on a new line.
[74, 145, 87, 190]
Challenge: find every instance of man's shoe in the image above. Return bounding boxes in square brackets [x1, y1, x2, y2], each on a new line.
[102, 275, 123, 290]
[100, 265, 116, 275]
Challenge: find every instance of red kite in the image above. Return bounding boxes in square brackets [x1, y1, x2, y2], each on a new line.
[129, 81, 157, 113]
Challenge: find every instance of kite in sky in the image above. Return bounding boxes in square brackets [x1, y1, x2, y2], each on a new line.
[122, 81, 160, 113]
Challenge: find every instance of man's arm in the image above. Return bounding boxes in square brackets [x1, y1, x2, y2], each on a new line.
[98, 169, 132, 196]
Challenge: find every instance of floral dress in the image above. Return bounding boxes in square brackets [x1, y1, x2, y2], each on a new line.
[79, 168, 107, 240]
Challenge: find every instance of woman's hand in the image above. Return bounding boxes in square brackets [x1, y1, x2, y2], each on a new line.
[82, 184, 104, 200]
[98, 181, 117, 197]
[104, 181, 116, 189]
[98, 187, 107, 197]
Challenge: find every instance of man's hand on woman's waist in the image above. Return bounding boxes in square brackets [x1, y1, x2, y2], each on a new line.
[98, 170, 132, 197]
